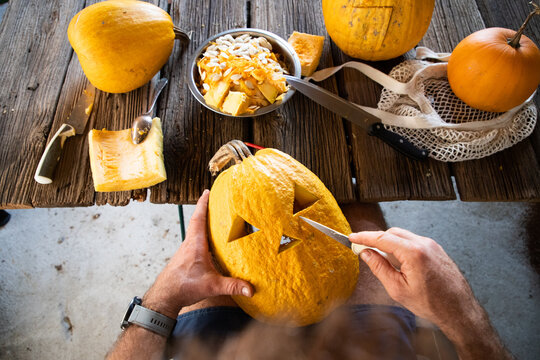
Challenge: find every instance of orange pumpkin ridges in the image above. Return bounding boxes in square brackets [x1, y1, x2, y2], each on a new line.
[207, 141, 359, 327]
[447, 2, 540, 112]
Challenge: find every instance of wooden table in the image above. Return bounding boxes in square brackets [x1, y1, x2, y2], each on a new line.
[0, 0, 539, 208]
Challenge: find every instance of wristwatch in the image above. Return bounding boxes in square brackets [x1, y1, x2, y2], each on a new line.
[121, 296, 177, 337]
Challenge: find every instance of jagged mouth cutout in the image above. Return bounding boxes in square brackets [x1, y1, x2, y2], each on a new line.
[227, 183, 319, 253]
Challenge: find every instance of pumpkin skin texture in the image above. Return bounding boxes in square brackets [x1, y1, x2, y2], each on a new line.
[448, 27, 540, 113]
[322, 0, 435, 61]
[208, 149, 359, 326]
[68, 0, 175, 93]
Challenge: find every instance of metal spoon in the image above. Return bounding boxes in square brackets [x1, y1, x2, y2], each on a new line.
[131, 78, 168, 144]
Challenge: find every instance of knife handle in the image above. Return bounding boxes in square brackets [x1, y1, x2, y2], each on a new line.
[351, 243, 401, 271]
[369, 123, 428, 161]
[34, 123, 75, 184]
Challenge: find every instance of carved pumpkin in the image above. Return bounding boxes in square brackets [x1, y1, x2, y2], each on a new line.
[207, 141, 359, 326]
[322, 0, 435, 61]
[447, 6, 540, 112]
[67, 0, 187, 93]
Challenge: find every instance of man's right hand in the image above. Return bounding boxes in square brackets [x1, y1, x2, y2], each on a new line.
[349, 228, 512, 360]
[349, 228, 475, 327]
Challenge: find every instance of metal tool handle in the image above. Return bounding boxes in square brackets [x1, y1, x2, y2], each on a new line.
[351, 243, 401, 271]
[34, 124, 75, 184]
[144, 78, 168, 116]
[369, 123, 428, 161]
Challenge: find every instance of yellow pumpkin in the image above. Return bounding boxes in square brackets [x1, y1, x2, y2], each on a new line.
[447, 6, 540, 112]
[68, 0, 186, 93]
[207, 141, 359, 326]
[322, 0, 435, 61]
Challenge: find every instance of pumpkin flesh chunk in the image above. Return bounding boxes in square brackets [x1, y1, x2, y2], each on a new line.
[287, 31, 325, 77]
[88, 118, 166, 192]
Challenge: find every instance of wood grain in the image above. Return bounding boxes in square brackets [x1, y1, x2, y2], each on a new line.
[0, 0, 538, 208]
[422, 0, 540, 201]
[250, 0, 355, 203]
[0, 0, 86, 208]
[149, 0, 250, 204]
[31, 0, 167, 207]
[328, 16, 456, 200]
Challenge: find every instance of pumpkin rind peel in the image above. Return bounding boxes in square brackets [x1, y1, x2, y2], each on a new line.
[208, 147, 359, 326]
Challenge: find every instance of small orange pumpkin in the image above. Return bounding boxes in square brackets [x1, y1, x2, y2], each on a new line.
[447, 4, 540, 112]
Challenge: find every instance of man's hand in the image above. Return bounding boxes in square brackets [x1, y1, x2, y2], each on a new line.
[350, 228, 512, 359]
[350, 228, 474, 326]
[143, 190, 253, 318]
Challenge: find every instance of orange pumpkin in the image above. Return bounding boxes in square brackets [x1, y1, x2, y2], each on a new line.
[448, 6, 540, 112]
[322, 0, 435, 61]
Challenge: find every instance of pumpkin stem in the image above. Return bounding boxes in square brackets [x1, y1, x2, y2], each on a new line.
[208, 140, 252, 176]
[508, 1, 540, 48]
[174, 26, 191, 43]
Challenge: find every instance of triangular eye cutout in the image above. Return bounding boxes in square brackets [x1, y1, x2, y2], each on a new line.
[278, 235, 301, 253]
[293, 183, 319, 215]
[228, 215, 260, 242]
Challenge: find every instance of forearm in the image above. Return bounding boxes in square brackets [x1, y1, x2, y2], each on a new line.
[107, 292, 181, 360]
[437, 302, 513, 360]
[106, 325, 167, 360]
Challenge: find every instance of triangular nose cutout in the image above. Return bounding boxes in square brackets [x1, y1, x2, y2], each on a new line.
[228, 215, 260, 242]
[293, 183, 319, 215]
[278, 235, 300, 253]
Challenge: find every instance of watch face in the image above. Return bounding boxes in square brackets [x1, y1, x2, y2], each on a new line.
[121, 296, 142, 330]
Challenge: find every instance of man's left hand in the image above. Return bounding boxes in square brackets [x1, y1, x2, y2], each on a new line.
[142, 190, 254, 318]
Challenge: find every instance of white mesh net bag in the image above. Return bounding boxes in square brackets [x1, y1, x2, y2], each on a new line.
[306, 47, 537, 162]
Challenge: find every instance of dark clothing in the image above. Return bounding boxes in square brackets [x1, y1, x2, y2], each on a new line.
[170, 305, 416, 359]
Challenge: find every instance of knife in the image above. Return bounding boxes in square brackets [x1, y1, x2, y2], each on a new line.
[284, 75, 428, 161]
[299, 216, 401, 271]
[34, 85, 96, 184]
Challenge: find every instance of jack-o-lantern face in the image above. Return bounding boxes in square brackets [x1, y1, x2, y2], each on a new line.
[208, 146, 359, 326]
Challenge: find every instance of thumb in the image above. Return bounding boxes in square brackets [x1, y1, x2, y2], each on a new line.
[360, 249, 401, 287]
[215, 276, 254, 298]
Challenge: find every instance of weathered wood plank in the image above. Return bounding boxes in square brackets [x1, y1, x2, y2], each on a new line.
[250, 0, 355, 203]
[31, 0, 168, 207]
[150, 0, 250, 204]
[329, 27, 455, 199]
[422, 0, 540, 201]
[475, 0, 540, 162]
[0, 0, 86, 209]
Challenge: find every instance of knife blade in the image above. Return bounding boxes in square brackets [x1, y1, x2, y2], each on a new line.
[34, 84, 96, 184]
[284, 75, 428, 161]
[299, 216, 401, 271]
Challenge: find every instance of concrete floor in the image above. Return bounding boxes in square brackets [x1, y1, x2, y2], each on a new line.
[0, 199, 538, 359]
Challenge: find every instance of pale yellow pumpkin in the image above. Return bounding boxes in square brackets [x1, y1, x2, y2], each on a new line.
[207, 142, 359, 326]
[68, 0, 185, 93]
[322, 0, 435, 61]
[88, 118, 166, 191]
